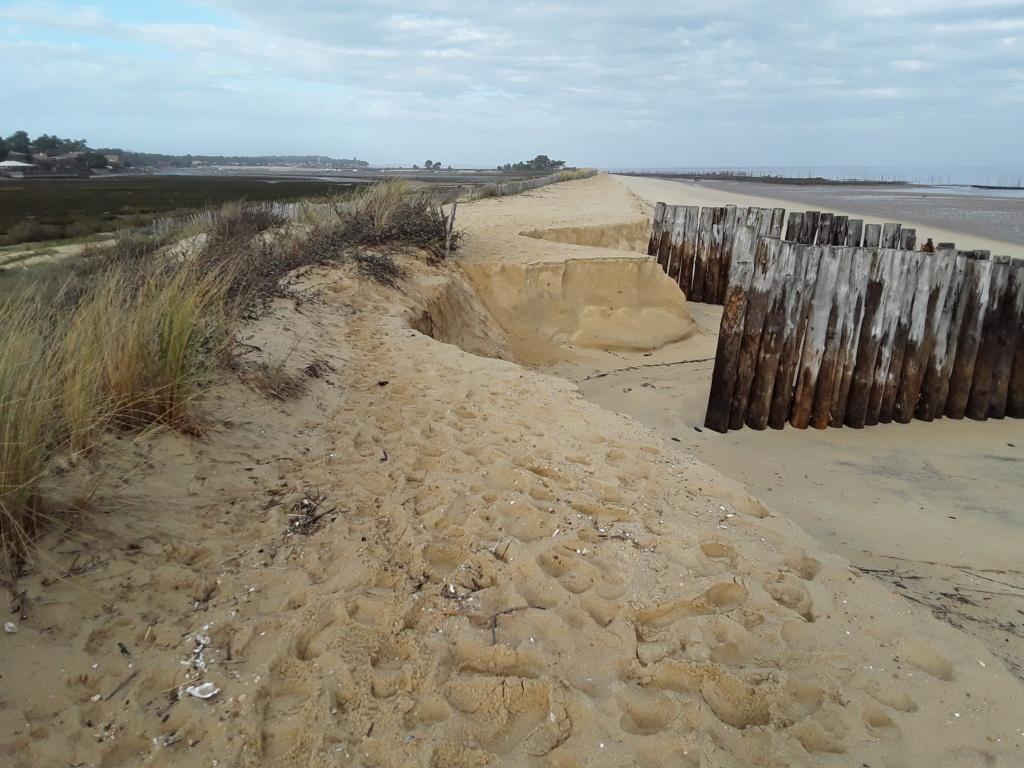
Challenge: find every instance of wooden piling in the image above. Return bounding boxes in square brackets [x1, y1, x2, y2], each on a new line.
[880, 223, 902, 248]
[830, 216, 849, 246]
[865, 250, 913, 425]
[917, 250, 969, 420]
[690, 207, 713, 303]
[746, 242, 798, 429]
[656, 206, 678, 273]
[899, 228, 917, 251]
[815, 213, 834, 246]
[769, 245, 821, 429]
[894, 250, 955, 423]
[863, 224, 882, 248]
[846, 219, 864, 247]
[702, 207, 729, 303]
[990, 260, 1024, 418]
[728, 236, 780, 430]
[845, 249, 891, 428]
[879, 251, 925, 423]
[831, 247, 872, 426]
[665, 206, 688, 285]
[677, 206, 700, 296]
[965, 256, 1011, 420]
[945, 253, 994, 419]
[717, 207, 747, 303]
[648, 202, 666, 257]
[799, 212, 820, 245]
[770, 208, 786, 239]
[704, 224, 757, 432]
[785, 212, 804, 241]
[810, 246, 854, 428]
[791, 245, 842, 428]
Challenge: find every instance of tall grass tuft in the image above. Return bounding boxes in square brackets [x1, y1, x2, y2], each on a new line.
[0, 296, 59, 565]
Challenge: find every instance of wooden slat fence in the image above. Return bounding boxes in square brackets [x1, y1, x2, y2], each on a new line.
[704, 237, 1024, 432]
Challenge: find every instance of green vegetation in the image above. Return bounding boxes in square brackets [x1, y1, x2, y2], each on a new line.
[497, 154, 567, 172]
[0, 175, 359, 246]
[0, 181, 458, 571]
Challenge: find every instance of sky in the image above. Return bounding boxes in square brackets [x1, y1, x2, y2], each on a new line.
[1, 1, 1022, 168]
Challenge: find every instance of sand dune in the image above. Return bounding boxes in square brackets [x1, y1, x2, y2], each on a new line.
[2, 175, 1022, 767]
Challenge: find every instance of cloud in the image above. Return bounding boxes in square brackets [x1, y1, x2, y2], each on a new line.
[0, 1, 1021, 166]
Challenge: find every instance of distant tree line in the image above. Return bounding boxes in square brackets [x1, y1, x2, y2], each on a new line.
[1, 130, 108, 168]
[0, 129, 370, 170]
[497, 155, 566, 172]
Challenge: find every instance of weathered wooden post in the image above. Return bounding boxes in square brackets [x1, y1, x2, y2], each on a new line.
[815, 213, 834, 246]
[965, 255, 1011, 420]
[666, 206, 689, 285]
[879, 251, 925, 422]
[770, 208, 786, 239]
[656, 206, 679, 273]
[678, 206, 700, 297]
[704, 224, 758, 433]
[799, 211, 821, 244]
[863, 224, 882, 248]
[845, 249, 892, 428]
[691, 207, 713, 303]
[846, 219, 864, 247]
[989, 259, 1024, 418]
[899, 228, 917, 251]
[648, 202, 666, 256]
[894, 249, 955, 423]
[831, 247, 873, 426]
[945, 252, 994, 419]
[880, 223, 902, 248]
[810, 246, 854, 428]
[729, 236, 781, 430]
[769, 245, 822, 429]
[791, 245, 842, 428]
[785, 212, 804, 241]
[746, 242, 798, 429]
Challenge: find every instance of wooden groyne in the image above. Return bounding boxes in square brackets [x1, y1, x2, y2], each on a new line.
[647, 200, 1024, 433]
[702, 236, 1024, 433]
[648, 203, 930, 305]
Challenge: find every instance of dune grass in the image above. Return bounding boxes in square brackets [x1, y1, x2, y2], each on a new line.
[0, 182, 460, 571]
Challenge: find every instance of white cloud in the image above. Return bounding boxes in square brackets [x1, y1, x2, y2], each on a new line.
[0, 1, 1021, 165]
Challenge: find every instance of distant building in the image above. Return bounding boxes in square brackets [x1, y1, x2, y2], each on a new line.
[0, 159, 36, 178]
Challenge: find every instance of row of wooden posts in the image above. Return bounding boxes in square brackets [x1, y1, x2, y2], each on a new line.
[699, 228, 1024, 432]
[647, 202, 927, 306]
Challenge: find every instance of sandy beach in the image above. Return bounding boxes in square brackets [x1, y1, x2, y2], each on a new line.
[2, 174, 1023, 767]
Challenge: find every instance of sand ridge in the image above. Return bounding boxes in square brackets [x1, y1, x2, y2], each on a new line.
[1, 176, 1022, 767]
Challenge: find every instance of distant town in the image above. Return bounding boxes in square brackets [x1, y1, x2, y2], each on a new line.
[0, 130, 370, 179]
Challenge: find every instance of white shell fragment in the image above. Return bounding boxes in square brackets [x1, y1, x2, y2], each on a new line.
[185, 682, 220, 699]
[3, 622, 17, 634]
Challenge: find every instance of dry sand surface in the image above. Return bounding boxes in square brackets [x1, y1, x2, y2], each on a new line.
[2, 175, 1023, 767]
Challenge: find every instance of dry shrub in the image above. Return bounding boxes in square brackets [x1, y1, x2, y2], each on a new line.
[204, 202, 288, 252]
[330, 181, 458, 259]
